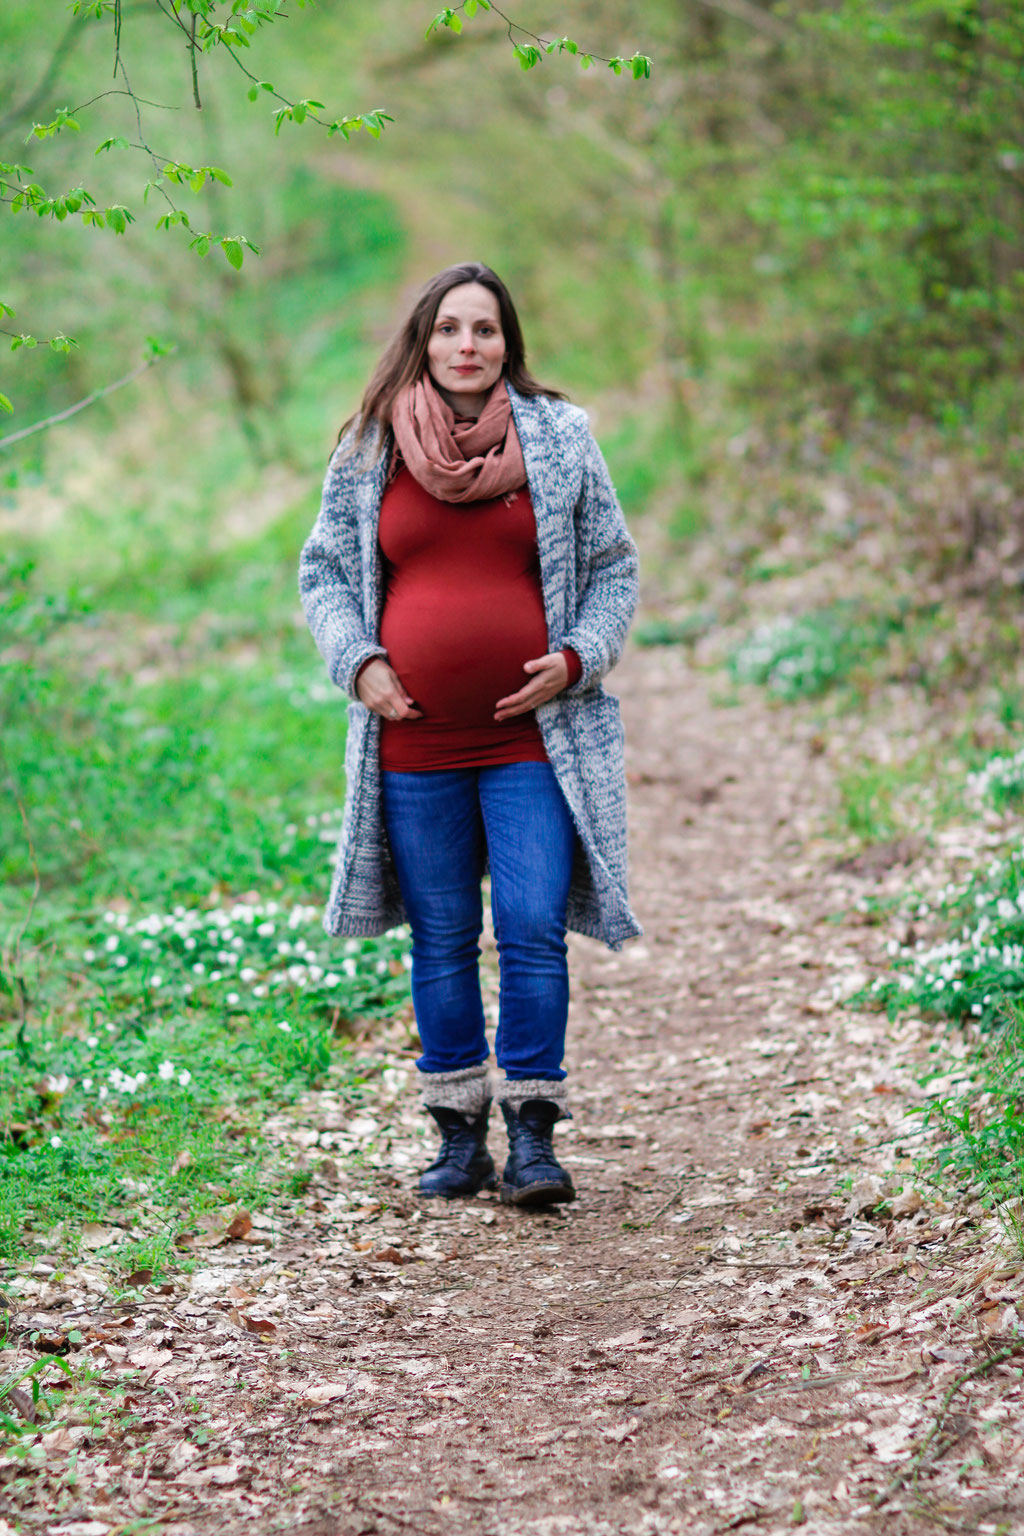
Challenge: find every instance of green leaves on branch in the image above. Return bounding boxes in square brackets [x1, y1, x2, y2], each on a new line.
[187, 230, 260, 269]
[8, 181, 96, 222]
[160, 162, 234, 192]
[270, 100, 394, 139]
[327, 110, 393, 141]
[9, 334, 78, 355]
[425, 4, 651, 79]
[514, 44, 542, 70]
[103, 205, 133, 235]
[272, 98, 324, 133]
[27, 108, 81, 141]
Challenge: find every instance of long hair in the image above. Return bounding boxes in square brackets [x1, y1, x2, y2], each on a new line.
[337, 261, 567, 451]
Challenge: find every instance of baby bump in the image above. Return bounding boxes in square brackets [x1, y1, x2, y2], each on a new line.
[381, 586, 549, 726]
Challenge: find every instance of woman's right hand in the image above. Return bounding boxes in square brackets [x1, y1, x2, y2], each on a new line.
[356, 658, 423, 721]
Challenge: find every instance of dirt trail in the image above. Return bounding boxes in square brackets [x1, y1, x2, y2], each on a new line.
[17, 646, 1024, 1536]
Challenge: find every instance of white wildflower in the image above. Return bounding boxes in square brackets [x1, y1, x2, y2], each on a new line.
[277, 1020, 292, 1033]
[226, 992, 240, 1005]
[82, 1078, 93, 1091]
[49, 1136, 62, 1149]
[178, 1070, 192, 1087]
[158, 1061, 176, 1082]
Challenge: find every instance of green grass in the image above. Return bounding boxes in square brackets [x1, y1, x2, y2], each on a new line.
[836, 764, 900, 844]
[1, 553, 412, 1270]
[914, 1004, 1024, 1254]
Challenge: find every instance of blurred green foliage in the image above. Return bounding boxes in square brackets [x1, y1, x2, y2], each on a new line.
[2, 0, 1024, 1257]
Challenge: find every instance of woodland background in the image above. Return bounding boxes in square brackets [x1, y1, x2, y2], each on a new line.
[3, 0, 1024, 1274]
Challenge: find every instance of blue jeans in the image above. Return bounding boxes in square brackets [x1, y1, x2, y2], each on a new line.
[381, 762, 577, 1081]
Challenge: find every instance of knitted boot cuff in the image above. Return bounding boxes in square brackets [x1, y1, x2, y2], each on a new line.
[496, 1077, 571, 1121]
[417, 1064, 491, 1115]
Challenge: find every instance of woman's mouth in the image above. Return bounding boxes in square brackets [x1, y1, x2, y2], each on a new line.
[452, 365, 481, 374]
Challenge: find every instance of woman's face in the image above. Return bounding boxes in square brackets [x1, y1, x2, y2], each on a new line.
[426, 282, 506, 408]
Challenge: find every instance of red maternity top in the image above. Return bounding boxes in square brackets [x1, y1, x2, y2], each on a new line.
[372, 467, 581, 773]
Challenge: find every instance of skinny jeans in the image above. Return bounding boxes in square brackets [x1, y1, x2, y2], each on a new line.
[381, 762, 576, 1081]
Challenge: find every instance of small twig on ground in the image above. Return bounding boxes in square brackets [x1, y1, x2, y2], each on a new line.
[873, 1341, 1024, 1508]
[623, 1173, 689, 1228]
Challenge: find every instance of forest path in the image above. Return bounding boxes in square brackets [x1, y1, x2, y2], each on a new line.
[46, 647, 1022, 1536]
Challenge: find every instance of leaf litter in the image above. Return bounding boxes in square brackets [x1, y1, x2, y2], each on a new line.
[4, 647, 1024, 1534]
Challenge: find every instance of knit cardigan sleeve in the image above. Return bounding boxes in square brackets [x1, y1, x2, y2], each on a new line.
[298, 437, 388, 701]
[560, 430, 639, 693]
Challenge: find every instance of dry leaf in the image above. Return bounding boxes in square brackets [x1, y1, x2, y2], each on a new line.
[602, 1420, 639, 1443]
[235, 1310, 277, 1337]
[128, 1346, 173, 1372]
[227, 1210, 253, 1240]
[373, 1246, 403, 1265]
[80, 1222, 123, 1250]
[601, 1328, 649, 1349]
[299, 1382, 351, 1405]
[890, 1187, 925, 1218]
[176, 1462, 247, 1488]
[47, 1522, 111, 1536]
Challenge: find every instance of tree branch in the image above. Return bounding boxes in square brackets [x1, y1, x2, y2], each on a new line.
[190, 11, 201, 109]
[0, 349, 176, 452]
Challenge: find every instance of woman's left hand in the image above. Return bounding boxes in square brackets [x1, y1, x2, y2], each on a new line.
[494, 652, 570, 721]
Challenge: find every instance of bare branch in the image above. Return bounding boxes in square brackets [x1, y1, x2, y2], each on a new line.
[0, 348, 176, 452]
[113, 0, 124, 79]
[190, 11, 201, 109]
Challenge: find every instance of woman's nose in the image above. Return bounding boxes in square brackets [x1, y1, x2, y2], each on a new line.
[458, 332, 476, 353]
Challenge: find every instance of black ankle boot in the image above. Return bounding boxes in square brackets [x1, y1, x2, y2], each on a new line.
[499, 1099, 576, 1207]
[418, 1104, 497, 1199]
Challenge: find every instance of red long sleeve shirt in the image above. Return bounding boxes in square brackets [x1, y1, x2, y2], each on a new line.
[373, 467, 581, 773]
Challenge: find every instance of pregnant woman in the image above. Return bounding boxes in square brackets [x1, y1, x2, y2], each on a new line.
[299, 261, 640, 1207]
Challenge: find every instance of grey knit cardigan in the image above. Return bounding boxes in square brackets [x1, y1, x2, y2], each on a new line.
[298, 381, 642, 950]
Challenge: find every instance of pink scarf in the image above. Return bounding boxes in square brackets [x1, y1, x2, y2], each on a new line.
[391, 374, 527, 504]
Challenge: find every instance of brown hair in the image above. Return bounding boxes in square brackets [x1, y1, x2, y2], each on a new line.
[338, 261, 566, 450]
